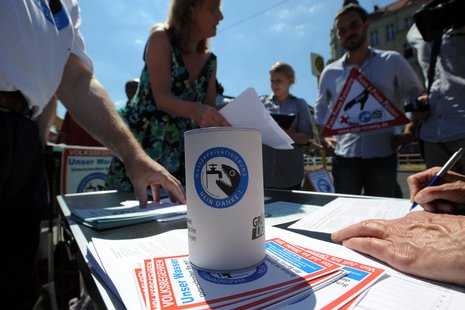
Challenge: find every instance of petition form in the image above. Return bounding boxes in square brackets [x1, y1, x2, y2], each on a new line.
[288, 197, 423, 234]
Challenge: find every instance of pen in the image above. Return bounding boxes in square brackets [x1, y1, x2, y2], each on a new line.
[410, 147, 464, 211]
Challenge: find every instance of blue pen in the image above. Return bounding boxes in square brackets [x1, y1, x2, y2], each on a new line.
[410, 147, 464, 211]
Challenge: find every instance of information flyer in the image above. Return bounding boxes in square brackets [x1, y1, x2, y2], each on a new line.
[60, 146, 112, 194]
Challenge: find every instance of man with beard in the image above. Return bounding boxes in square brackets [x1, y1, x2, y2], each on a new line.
[315, 4, 424, 197]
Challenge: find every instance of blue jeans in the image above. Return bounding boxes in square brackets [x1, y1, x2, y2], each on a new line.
[332, 153, 398, 197]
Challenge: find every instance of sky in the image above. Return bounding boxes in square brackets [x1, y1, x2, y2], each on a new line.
[58, 0, 396, 118]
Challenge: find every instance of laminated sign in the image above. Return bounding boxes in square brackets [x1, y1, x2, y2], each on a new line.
[60, 147, 113, 194]
[321, 68, 409, 137]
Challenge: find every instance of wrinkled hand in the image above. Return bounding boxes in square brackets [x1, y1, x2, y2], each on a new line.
[331, 211, 465, 286]
[408, 167, 465, 214]
[124, 152, 186, 207]
[194, 104, 230, 128]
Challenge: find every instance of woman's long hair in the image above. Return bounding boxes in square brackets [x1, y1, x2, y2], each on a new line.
[151, 0, 220, 53]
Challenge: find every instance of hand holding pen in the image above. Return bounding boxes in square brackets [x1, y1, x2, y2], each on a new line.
[408, 148, 465, 213]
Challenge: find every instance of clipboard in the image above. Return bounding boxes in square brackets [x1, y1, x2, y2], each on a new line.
[270, 113, 296, 129]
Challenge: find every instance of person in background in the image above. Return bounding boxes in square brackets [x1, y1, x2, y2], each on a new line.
[332, 166, 465, 286]
[315, 4, 424, 197]
[58, 78, 140, 147]
[125, 78, 139, 104]
[407, 22, 465, 174]
[106, 0, 229, 191]
[0, 1, 185, 308]
[260, 62, 312, 189]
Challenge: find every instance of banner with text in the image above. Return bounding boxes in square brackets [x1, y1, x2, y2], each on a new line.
[60, 147, 113, 194]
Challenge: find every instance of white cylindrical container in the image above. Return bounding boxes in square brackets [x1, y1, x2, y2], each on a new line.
[184, 127, 266, 272]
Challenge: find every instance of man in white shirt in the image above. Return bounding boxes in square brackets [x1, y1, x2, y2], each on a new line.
[0, 1, 185, 307]
[315, 4, 424, 197]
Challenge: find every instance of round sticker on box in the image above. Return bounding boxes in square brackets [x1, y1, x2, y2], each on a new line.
[194, 147, 248, 209]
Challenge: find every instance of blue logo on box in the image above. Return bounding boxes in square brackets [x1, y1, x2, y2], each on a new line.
[194, 147, 248, 209]
[196, 263, 267, 285]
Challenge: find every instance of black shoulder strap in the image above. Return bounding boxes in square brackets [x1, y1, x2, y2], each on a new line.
[49, 0, 62, 14]
[426, 36, 441, 95]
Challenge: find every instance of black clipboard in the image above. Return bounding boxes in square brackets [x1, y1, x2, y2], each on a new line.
[270, 113, 296, 129]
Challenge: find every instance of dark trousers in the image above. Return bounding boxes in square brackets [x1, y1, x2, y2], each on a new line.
[0, 111, 48, 309]
[332, 153, 398, 197]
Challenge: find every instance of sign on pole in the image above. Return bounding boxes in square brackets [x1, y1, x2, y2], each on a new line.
[311, 52, 325, 77]
[321, 68, 410, 137]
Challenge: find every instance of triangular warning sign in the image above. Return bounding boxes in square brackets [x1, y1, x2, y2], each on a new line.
[321, 67, 410, 137]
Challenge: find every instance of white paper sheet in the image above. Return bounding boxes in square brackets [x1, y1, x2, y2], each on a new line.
[288, 197, 424, 234]
[219, 87, 294, 149]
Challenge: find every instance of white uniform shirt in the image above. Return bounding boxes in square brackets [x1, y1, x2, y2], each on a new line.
[0, 0, 92, 118]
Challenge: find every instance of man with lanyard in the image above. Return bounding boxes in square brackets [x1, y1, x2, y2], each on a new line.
[315, 4, 424, 197]
[0, 1, 185, 307]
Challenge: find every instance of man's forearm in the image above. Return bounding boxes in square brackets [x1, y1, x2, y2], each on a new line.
[57, 54, 143, 162]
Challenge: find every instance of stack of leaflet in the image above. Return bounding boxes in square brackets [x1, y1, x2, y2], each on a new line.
[87, 227, 385, 309]
[71, 200, 186, 230]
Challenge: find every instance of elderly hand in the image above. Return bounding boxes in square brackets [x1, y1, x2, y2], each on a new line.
[408, 167, 465, 214]
[124, 151, 186, 207]
[331, 211, 465, 286]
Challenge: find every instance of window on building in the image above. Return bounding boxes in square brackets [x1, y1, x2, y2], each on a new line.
[404, 16, 414, 30]
[386, 23, 395, 41]
[370, 30, 379, 46]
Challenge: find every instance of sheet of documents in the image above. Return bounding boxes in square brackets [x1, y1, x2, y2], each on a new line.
[88, 227, 390, 310]
[288, 197, 423, 234]
[269, 227, 465, 310]
[219, 87, 294, 149]
[137, 240, 343, 310]
[88, 226, 465, 310]
[71, 200, 187, 230]
[279, 244, 385, 310]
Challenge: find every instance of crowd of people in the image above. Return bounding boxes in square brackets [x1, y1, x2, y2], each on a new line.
[1, 0, 464, 308]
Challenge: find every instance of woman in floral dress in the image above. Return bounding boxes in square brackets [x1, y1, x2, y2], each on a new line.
[106, 0, 229, 192]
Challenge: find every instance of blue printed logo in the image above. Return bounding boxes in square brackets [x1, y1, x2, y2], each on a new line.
[194, 147, 248, 209]
[33, 0, 69, 30]
[77, 172, 107, 192]
[317, 179, 332, 192]
[358, 111, 372, 123]
[358, 109, 385, 124]
[196, 263, 267, 285]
